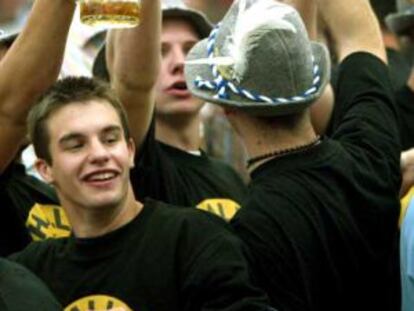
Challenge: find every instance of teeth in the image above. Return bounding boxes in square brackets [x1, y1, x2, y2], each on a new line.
[88, 172, 116, 181]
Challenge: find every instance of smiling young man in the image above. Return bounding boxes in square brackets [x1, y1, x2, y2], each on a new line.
[10, 76, 275, 311]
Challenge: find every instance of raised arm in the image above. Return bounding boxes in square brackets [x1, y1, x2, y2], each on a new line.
[276, 0, 317, 39]
[317, 0, 386, 63]
[0, 0, 76, 173]
[106, 0, 161, 147]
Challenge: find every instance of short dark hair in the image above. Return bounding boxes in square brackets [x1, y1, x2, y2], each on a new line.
[27, 76, 131, 164]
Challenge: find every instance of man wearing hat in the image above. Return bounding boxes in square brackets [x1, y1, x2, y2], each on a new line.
[185, 0, 400, 310]
[0, 0, 76, 256]
[96, 0, 247, 221]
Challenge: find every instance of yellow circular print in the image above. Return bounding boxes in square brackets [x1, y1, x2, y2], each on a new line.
[64, 294, 132, 311]
[197, 198, 241, 221]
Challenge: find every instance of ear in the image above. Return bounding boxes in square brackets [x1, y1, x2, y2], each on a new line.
[127, 138, 136, 169]
[34, 158, 54, 184]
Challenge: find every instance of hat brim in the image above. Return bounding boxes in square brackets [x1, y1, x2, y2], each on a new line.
[386, 12, 414, 34]
[163, 8, 212, 38]
[185, 39, 331, 116]
[0, 32, 18, 48]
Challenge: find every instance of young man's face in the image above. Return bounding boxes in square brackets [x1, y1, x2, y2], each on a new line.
[154, 18, 204, 118]
[36, 100, 135, 212]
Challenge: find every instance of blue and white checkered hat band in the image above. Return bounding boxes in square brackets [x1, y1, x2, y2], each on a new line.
[194, 23, 322, 105]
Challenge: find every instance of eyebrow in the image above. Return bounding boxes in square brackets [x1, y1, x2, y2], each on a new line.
[58, 125, 123, 145]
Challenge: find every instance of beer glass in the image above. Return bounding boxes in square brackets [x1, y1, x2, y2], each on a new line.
[79, 0, 141, 28]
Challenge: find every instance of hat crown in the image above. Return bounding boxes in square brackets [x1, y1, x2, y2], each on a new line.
[397, 0, 414, 12]
[214, 0, 314, 99]
[184, 0, 330, 116]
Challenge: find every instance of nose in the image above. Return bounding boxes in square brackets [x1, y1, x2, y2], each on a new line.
[88, 139, 110, 165]
[170, 47, 186, 75]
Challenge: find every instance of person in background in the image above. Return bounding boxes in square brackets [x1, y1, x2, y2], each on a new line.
[400, 178, 414, 311]
[0, 0, 31, 34]
[184, 0, 233, 23]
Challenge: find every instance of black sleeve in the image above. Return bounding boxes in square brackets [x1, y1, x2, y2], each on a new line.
[330, 52, 400, 185]
[395, 86, 414, 150]
[178, 213, 274, 311]
[130, 116, 170, 202]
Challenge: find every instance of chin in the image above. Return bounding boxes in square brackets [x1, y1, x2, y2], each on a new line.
[158, 99, 204, 115]
[85, 192, 124, 209]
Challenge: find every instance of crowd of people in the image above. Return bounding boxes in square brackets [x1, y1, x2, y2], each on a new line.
[0, 0, 414, 310]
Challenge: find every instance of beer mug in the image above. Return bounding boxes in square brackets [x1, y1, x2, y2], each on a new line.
[79, 0, 141, 28]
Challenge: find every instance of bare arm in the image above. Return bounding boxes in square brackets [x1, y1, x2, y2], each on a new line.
[0, 0, 76, 173]
[276, 0, 317, 39]
[107, 0, 161, 148]
[317, 0, 386, 64]
[277, 0, 334, 135]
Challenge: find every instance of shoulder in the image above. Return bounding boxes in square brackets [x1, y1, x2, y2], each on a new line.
[9, 238, 66, 269]
[337, 52, 389, 84]
[148, 198, 230, 229]
[144, 199, 235, 245]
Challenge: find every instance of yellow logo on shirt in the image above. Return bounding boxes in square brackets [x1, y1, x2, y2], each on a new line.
[197, 198, 241, 221]
[65, 295, 132, 311]
[26, 203, 71, 240]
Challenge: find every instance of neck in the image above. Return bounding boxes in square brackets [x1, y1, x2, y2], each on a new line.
[235, 112, 318, 171]
[66, 185, 143, 238]
[155, 114, 202, 151]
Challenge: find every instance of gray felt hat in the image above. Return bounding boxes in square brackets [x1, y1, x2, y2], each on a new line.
[184, 0, 330, 116]
[92, 0, 212, 80]
[386, 0, 414, 34]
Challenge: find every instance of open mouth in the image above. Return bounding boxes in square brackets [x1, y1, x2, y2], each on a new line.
[172, 81, 187, 90]
[166, 81, 191, 97]
[82, 170, 120, 187]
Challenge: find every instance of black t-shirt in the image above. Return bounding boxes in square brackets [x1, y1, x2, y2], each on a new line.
[0, 162, 60, 256]
[131, 125, 246, 220]
[0, 258, 61, 310]
[231, 53, 401, 311]
[395, 86, 414, 150]
[10, 198, 272, 311]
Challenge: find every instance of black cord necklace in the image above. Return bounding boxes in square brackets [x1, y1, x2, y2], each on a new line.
[246, 136, 321, 169]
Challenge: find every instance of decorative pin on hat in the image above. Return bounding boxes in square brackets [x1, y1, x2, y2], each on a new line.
[184, 0, 330, 116]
